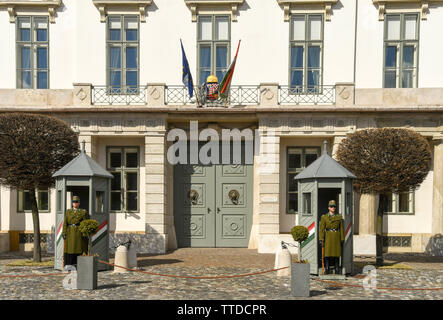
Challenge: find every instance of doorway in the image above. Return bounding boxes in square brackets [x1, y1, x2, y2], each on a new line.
[317, 188, 341, 273]
[173, 142, 253, 248]
[66, 186, 89, 212]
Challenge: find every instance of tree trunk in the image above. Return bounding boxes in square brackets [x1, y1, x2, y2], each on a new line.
[376, 193, 387, 266]
[29, 189, 41, 262]
[298, 243, 302, 262]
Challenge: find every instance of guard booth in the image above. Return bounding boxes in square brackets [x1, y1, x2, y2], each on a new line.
[294, 141, 356, 275]
[52, 142, 113, 271]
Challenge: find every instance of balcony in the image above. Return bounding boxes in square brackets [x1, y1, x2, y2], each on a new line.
[90, 83, 336, 107]
[92, 85, 148, 105]
[1, 84, 443, 111]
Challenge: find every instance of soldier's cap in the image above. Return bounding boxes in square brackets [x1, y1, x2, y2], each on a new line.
[328, 200, 336, 207]
[72, 196, 80, 202]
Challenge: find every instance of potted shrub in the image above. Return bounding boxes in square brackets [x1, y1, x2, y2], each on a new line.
[77, 219, 99, 290]
[290, 225, 310, 297]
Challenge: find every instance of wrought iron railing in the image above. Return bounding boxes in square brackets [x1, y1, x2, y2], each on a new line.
[165, 85, 260, 106]
[92, 86, 148, 105]
[278, 85, 336, 105]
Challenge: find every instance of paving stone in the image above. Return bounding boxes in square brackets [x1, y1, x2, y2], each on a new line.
[0, 250, 441, 300]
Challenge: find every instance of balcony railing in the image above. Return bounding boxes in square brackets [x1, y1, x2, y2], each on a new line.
[278, 85, 336, 105]
[92, 85, 148, 105]
[165, 85, 260, 106]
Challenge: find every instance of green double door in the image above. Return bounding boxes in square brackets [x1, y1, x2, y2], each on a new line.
[174, 151, 253, 247]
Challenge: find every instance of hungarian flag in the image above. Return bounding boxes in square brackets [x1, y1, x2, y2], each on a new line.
[219, 40, 241, 99]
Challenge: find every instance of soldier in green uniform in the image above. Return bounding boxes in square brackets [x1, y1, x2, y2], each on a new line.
[319, 200, 344, 274]
[62, 196, 89, 268]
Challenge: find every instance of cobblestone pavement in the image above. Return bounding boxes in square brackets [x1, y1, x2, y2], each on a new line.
[0, 249, 442, 300]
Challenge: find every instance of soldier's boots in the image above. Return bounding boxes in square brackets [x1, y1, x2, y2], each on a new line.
[334, 257, 341, 275]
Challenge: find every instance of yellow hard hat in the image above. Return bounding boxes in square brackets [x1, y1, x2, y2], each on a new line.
[206, 74, 218, 83]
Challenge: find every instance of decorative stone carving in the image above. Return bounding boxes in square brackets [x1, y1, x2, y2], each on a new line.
[276, 0, 339, 21]
[0, 0, 62, 23]
[92, 0, 153, 22]
[372, 0, 443, 21]
[184, 0, 245, 22]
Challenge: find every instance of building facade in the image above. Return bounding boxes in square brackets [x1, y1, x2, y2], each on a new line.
[0, 0, 442, 256]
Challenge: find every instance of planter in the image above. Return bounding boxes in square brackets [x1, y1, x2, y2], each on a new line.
[77, 256, 97, 290]
[291, 262, 310, 297]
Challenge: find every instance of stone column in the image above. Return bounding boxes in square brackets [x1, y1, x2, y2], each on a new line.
[354, 193, 377, 256]
[427, 137, 443, 255]
[332, 135, 346, 159]
[144, 121, 168, 253]
[432, 137, 443, 235]
[257, 121, 280, 253]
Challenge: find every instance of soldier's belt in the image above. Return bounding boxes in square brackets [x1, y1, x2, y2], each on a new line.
[68, 223, 80, 227]
[326, 228, 339, 232]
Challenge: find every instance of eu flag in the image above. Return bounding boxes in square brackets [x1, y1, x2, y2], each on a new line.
[181, 39, 194, 98]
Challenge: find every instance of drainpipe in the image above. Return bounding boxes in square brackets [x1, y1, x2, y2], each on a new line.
[353, 0, 359, 105]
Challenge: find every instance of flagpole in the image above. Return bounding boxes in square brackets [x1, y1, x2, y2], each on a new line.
[192, 78, 201, 108]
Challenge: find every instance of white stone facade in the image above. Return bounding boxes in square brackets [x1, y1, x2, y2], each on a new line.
[0, 0, 442, 255]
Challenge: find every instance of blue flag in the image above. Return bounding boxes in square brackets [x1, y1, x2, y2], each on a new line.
[181, 40, 194, 98]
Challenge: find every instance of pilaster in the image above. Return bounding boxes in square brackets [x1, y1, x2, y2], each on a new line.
[144, 121, 168, 253]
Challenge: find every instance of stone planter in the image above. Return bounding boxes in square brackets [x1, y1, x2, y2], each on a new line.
[77, 256, 97, 290]
[291, 262, 310, 297]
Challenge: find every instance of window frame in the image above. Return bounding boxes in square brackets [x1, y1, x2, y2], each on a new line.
[17, 189, 50, 213]
[289, 13, 324, 94]
[106, 15, 140, 94]
[106, 146, 140, 213]
[196, 14, 231, 85]
[286, 146, 321, 214]
[383, 13, 420, 88]
[382, 191, 415, 215]
[16, 16, 50, 89]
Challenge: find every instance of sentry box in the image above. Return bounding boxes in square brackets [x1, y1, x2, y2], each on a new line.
[294, 141, 356, 275]
[52, 142, 113, 271]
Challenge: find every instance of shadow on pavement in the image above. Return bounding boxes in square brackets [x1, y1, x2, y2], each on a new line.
[137, 259, 183, 267]
[97, 284, 126, 290]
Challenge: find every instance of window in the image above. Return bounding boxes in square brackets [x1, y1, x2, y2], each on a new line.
[287, 147, 321, 213]
[302, 192, 312, 214]
[16, 16, 49, 89]
[383, 13, 419, 88]
[107, 147, 139, 212]
[381, 191, 414, 214]
[290, 14, 323, 93]
[107, 15, 139, 93]
[197, 15, 230, 85]
[17, 190, 49, 212]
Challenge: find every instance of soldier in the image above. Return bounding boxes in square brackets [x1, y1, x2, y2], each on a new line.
[62, 196, 89, 268]
[319, 200, 344, 274]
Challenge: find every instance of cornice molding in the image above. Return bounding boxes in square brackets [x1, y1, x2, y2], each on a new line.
[184, 0, 244, 22]
[372, 0, 443, 20]
[0, 0, 62, 23]
[276, 0, 338, 21]
[92, 0, 153, 22]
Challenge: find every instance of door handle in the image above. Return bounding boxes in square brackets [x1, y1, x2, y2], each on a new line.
[217, 207, 221, 214]
[207, 207, 211, 214]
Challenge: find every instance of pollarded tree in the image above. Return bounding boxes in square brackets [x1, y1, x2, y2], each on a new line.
[336, 128, 431, 263]
[0, 113, 79, 262]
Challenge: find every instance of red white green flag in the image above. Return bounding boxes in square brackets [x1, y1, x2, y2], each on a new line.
[301, 222, 316, 248]
[219, 40, 241, 98]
